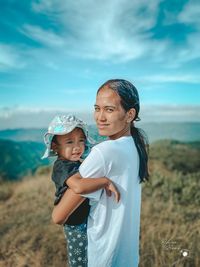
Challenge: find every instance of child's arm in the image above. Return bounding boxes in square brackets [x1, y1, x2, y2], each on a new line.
[52, 188, 85, 225]
[66, 172, 120, 202]
[67, 172, 108, 194]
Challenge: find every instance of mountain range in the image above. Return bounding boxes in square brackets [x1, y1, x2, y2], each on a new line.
[0, 122, 199, 180]
[0, 139, 48, 180]
[0, 122, 199, 143]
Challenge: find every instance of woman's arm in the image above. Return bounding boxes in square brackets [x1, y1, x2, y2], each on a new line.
[52, 188, 85, 225]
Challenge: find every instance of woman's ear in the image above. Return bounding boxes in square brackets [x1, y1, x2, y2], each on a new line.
[126, 108, 136, 123]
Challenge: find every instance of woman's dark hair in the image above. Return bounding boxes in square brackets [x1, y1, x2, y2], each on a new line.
[97, 79, 149, 183]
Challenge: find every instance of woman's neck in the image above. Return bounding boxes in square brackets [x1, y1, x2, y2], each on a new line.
[109, 124, 131, 140]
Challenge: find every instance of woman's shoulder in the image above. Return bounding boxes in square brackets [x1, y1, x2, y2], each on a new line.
[94, 139, 111, 147]
[92, 136, 134, 158]
[94, 136, 132, 148]
[92, 139, 118, 153]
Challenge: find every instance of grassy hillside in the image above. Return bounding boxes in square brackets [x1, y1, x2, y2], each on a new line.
[0, 141, 199, 267]
[0, 169, 66, 267]
[140, 141, 200, 267]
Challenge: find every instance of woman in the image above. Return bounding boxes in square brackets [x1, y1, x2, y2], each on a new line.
[52, 79, 149, 267]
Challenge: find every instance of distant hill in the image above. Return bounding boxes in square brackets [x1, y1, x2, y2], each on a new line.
[149, 139, 200, 174]
[0, 140, 49, 180]
[0, 123, 199, 181]
[139, 122, 200, 142]
[0, 128, 46, 142]
[0, 122, 199, 143]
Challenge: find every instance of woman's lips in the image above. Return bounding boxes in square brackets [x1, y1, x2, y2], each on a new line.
[98, 124, 109, 129]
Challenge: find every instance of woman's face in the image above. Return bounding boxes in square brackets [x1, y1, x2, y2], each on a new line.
[94, 86, 131, 139]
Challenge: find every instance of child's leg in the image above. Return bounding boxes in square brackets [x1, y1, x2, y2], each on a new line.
[63, 221, 87, 267]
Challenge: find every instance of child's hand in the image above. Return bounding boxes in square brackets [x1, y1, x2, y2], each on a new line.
[105, 181, 120, 203]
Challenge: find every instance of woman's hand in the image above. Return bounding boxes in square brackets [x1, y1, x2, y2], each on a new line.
[105, 180, 120, 203]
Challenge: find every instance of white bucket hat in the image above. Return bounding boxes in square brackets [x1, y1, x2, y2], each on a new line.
[42, 114, 94, 159]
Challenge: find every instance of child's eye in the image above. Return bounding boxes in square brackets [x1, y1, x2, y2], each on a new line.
[80, 139, 85, 143]
[66, 141, 73, 144]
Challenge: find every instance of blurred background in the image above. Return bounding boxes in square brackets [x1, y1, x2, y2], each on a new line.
[0, 0, 199, 266]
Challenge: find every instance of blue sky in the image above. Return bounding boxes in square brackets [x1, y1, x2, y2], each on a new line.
[0, 0, 200, 128]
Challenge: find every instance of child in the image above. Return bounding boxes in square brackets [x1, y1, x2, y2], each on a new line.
[42, 114, 119, 267]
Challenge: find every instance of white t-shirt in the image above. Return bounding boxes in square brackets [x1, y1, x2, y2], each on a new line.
[79, 136, 141, 267]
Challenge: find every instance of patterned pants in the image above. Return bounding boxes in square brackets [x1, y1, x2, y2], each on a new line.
[63, 222, 88, 267]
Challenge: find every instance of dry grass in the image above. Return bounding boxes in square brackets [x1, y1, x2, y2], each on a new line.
[0, 171, 199, 267]
[140, 193, 199, 267]
[0, 173, 67, 267]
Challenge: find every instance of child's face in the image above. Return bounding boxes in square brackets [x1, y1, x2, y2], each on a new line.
[53, 128, 86, 161]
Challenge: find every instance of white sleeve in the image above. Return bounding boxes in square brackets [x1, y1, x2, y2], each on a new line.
[79, 147, 106, 201]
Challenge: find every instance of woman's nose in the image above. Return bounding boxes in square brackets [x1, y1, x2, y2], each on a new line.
[97, 110, 106, 121]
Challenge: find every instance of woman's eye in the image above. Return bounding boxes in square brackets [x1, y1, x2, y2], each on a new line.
[106, 108, 114, 112]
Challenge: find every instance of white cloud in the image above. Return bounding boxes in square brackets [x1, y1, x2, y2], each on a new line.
[29, 0, 168, 62]
[183, 32, 200, 61]
[0, 44, 26, 70]
[1, 0, 200, 72]
[0, 106, 94, 129]
[178, 1, 200, 27]
[30, 0, 200, 66]
[20, 24, 66, 48]
[0, 105, 199, 130]
[139, 104, 200, 122]
[142, 74, 200, 84]
[32, 0, 65, 13]
[166, 1, 200, 64]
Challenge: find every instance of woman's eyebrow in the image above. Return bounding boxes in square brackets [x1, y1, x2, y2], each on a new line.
[94, 104, 116, 108]
[104, 105, 116, 109]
